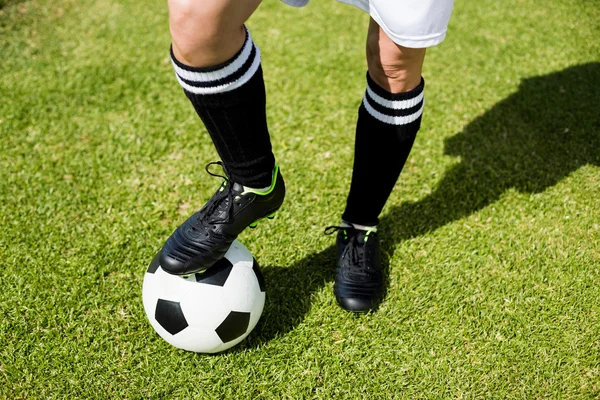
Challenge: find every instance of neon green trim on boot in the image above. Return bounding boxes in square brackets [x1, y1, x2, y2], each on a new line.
[242, 164, 279, 196]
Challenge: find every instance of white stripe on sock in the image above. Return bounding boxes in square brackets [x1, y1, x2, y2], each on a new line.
[171, 35, 254, 83]
[175, 46, 262, 94]
[366, 83, 424, 110]
[363, 95, 425, 125]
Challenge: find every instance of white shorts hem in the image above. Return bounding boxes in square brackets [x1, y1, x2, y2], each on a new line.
[338, 0, 450, 48]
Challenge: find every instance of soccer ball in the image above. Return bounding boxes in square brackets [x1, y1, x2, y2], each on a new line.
[142, 240, 266, 353]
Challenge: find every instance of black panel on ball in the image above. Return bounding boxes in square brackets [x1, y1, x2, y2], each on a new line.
[155, 299, 188, 335]
[194, 258, 233, 287]
[252, 258, 266, 292]
[147, 252, 161, 274]
[215, 311, 251, 343]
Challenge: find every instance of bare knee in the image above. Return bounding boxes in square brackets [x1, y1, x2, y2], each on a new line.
[168, 0, 260, 66]
[366, 19, 426, 93]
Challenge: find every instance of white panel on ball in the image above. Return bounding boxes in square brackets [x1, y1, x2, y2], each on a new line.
[247, 293, 266, 334]
[223, 241, 254, 266]
[181, 284, 231, 328]
[224, 267, 262, 313]
[168, 327, 224, 353]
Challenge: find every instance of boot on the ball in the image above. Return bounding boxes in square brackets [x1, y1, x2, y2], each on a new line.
[160, 162, 285, 275]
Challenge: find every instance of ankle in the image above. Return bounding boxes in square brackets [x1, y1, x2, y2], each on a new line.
[241, 164, 279, 194]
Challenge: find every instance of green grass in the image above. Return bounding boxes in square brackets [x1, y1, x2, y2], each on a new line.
[1, 0, 599, 398]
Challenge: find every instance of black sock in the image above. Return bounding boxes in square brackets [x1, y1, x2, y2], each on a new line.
[342, 72, 425, 226]
[170, 28, 275, 188]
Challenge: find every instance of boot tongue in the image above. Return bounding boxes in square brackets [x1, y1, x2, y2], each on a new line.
[355, 230, 375, 245]
[355, 231, 368, 246]
[356, 233, 366, 244]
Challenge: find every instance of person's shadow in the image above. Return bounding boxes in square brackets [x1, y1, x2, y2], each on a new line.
[246, 62, 600, 347]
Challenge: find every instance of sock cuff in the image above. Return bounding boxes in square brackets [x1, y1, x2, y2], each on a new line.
[170, 27, 261, 95]
[363, 72, 425, 126]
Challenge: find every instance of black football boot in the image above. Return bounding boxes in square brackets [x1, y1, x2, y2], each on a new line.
[160, 162, 285, 275]
[325, 225, 384, 312]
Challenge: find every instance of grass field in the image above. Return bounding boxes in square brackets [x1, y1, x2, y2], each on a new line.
[1, 0, 599, 398]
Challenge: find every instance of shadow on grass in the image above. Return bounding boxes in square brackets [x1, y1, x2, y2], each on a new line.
[247, 62, 600, 347]
[0, 0, 26, 10]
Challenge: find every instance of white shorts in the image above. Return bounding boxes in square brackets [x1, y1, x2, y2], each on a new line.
[338, 0, 454, 48]
[281, 0, 454, 48]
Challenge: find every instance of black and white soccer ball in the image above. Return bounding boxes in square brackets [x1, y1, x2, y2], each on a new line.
[142, 240, 266, 353]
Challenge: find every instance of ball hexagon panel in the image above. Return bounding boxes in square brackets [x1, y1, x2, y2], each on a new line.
[164, 326, 224, 353]
[222, 266, 262, 312]
[247, 293, 265, 333]
[180, 281, 231, 329]
[149, 267, 194, 303]
[223, 242, 253, 265]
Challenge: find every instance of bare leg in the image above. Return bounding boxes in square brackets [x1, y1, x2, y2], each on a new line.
[169, 0, 262, 67]
[366, 17, 426, 93]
